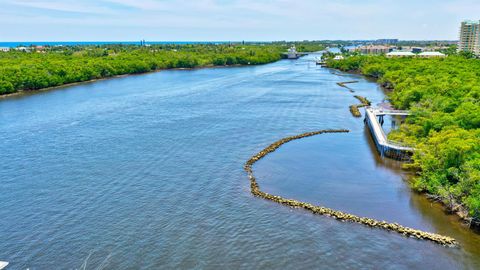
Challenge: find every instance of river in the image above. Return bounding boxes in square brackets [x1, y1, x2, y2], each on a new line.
[1, 54, 479, 269]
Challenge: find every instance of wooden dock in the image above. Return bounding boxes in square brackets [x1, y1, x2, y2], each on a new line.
[364, 107, 413, 160]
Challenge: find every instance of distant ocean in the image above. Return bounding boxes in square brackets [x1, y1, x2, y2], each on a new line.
[0, 41, 238, 48]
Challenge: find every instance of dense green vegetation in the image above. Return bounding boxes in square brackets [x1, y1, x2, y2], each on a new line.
[0, 42, 324, 95]
[0, 44, 278, 95]
[328, 55, 480, 223]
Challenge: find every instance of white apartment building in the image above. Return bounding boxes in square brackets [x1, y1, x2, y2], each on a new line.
[458, 20, 480, 55]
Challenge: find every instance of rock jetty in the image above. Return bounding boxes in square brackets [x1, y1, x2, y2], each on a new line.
[349, 95, 371, 117]
[336, 81, 358, 92]
[244, 129, 457, 246]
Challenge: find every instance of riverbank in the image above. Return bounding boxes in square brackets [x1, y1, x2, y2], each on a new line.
[348, 69, 477, 227]
[326, 55, 480, 228]
[0, 43, 286, 96]
[0, 63, 260, 100]
[2, 53, 479, 268]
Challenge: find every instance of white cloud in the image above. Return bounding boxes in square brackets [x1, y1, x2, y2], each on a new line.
[0, 0, 469, 40]
[3, 0, 112, 14]
[103, 0, 169, 10]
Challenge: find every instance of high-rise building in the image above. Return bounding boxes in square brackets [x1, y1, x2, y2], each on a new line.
[458, 20, 480, 55]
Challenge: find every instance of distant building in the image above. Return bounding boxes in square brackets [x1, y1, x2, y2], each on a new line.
[417, 52, 446, 58]
[395, 46, 421, 53]
[423, 46, 450, 52]
[386, 51, 415, 58]
[350, 45, 391, 55]
[411, 47, 423, 54]
[458, 20, 480, 55]
[375, 39, 399, 45]
[16, 46, 29, 52]
[34, 46, 45, 52]
[0, 47, 10, 52]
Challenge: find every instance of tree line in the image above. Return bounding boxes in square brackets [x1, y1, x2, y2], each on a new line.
[328, 55, 480, 223]
[0, 43, 325, 95]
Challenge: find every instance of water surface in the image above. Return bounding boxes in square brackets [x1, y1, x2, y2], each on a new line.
[1, 54, 479, 269]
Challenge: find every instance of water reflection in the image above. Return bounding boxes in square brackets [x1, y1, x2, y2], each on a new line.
[0, 54, 479, 269]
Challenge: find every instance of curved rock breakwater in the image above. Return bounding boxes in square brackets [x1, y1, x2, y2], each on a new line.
[244, 129, 457, 246]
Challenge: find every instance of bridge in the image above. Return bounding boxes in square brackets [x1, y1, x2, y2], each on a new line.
[364, 107, 414, 160]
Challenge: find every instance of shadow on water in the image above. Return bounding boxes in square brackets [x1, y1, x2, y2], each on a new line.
[364, 126, 405, 172]
[254, 63, 480, 268]
[363, 107, 480, 265]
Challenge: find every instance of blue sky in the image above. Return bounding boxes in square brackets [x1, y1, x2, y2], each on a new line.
[0, 0, 478, 41]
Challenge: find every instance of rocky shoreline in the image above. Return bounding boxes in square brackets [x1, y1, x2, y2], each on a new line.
[328, 65, 480, 229]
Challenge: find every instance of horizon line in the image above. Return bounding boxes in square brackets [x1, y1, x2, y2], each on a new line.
[0, 39, 460, 43]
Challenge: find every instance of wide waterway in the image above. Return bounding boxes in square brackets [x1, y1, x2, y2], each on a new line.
[1, 54, 479, 269]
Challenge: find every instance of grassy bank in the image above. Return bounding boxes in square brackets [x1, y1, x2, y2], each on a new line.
[0, 42, 325, 96]
[327, 55, 480, 224]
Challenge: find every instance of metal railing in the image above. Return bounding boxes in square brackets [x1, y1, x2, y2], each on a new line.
[386, 139, 415, 150]
[374, 109, 410, 115]
[366, 107, 414, 151]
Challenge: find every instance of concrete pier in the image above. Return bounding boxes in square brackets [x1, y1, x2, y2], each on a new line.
[0, 261, 8, 270]
[364, 107, 413, 161]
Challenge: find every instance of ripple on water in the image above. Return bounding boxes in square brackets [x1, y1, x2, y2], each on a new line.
[0, 55, 479, 269]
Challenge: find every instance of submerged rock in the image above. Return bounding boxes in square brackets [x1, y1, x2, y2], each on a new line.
[349, 105, 362, 117]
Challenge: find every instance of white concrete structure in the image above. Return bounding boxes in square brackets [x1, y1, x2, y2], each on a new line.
[0, 47, 10, 52]
[386, 51, 415, 58]
[365, 107, 413, 160]
[333, 55, 344, 60]
[0, 261, 8, 270]
[418, 52, 446, 58]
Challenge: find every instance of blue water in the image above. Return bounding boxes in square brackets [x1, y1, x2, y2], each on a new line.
[1, 54, 479, 269]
